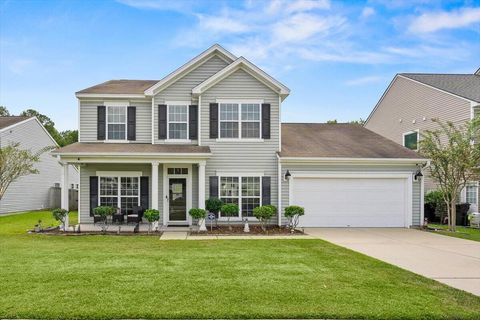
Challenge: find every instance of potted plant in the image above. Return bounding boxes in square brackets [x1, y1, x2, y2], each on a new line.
[143, 209, 160, 234]
[220, 203, 238, 231]
[93, 206, 115, 234]
[253, 205, 275, 232]
[284, 205, 305, 233]
[189, 208, 207, 232]
[52, 208, 68, 231]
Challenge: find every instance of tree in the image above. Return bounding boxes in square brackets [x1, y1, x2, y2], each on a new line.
[350, 118, 366, 126]
[419, 118, 480, 232]
[326, 119, 338, 124]
[60, 130, 78, 146]
[0, 143, 53, 200]
[19, 109, 63, 146]
[0, 106, 10, 116]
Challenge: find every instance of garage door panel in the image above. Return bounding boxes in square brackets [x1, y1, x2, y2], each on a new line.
[293, 177, 407, 227]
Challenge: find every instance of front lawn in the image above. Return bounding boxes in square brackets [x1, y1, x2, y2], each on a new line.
[427, 223, 480, 242]
[0, 212, 479, 319]
[0, 210, 78, 234]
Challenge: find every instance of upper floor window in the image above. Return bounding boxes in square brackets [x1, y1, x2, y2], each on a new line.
[219, 102, 261, 139]
[107, 106, 126, 140]
[403, 131, 419, 150]
[168, 104, 188, 140]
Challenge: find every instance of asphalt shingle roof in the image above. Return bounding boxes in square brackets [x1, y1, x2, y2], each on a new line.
[0, 116, 31, 130]
[76, 80, 159, 95]
[53, 143, 211, 154]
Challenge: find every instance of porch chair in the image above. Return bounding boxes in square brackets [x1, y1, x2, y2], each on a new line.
[112, 207, 125, 224]
[127, 206, 144, 224]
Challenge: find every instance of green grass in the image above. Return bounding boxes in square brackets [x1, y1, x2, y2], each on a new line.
[428, 223, 480, 242]
[0, 210, 78, 234]
[0, 212, 479, 319]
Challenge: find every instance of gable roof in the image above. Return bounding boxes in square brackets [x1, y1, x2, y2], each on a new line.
[280, 123, 422, 159]
[399, 73, 480, 103]
[0, 116, 31, 130]
[76, 80, 158, 95]
[192, 57, 290, 100]
[144, 44, 237, 96]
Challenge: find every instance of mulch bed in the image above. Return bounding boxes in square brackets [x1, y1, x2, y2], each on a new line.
[28, 226, 163, 236]
[192, 225, 304, 236]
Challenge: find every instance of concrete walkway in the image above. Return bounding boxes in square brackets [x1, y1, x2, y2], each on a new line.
[159, 231, 314, 240]
[306, 228, 480, 296]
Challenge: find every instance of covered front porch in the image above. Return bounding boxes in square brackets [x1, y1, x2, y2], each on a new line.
[52, 143, 211, 229]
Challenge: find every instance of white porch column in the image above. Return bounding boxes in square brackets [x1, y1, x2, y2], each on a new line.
[198, 161, 206, 231]
[60, 162, 69, 229]
[151, 161, 159, 210]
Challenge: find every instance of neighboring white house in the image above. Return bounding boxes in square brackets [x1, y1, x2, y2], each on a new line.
[0, 116, 79, 214]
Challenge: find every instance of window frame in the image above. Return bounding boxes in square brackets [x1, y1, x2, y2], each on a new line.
[217, 99, 263, 141]
[218, 175, 262, 220]
[403, 130, 419, 151]
[105, 104, 128, 142]
[98, 173, 141, 214]
[465, 181, 479, 207]
[166, 101, 190, 142]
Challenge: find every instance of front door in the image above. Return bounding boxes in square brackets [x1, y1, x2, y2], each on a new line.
[169, 178, 187, 222]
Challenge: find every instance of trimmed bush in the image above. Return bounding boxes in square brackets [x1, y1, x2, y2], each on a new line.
[52, 208, 68, 224]
[144, 209, 160, 233]
[253, 206, 274, 231]
[284, 205, 305, 232]
[265, 205, 277, 215]
[189, 208, 207, 220]
[93, 206, 115, 234]
[206, 197, 223, 216]
[221, 203, 239, 230]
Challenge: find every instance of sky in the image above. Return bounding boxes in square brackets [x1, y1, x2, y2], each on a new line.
[1, 0, 479, 131]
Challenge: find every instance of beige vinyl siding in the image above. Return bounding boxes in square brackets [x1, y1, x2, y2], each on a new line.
[79, 98, 152, 143]
[280, 164, 421, 226]
[153, 55, 229, 143]
[0, 119, 78, 214]
[201, 68, 280, 224]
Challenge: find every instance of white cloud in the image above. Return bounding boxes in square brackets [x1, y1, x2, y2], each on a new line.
[285, 0, 331, 13]
[197, 14, 250, 33]
[116, 0, 198, 12]
[361, 7, 375, 18]
[409, 7, 480, 33]
[345, 76, 383, 86]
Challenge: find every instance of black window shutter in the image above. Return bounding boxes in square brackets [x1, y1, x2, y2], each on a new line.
[140, 176, 149, 209]
[158, 104, 167, 139]
[97, 106, 106, 140]
[189, 105, 198, 140]
[209, 103, 218, 139]
[262, 176, 271, 205]
[127, 106, 136, 141]
[89, 176, 98, 216]
[209, 176, 218, 198]
[262, 103, 271, 139]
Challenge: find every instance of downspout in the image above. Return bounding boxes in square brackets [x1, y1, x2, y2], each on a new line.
[277, 153, 282, 226]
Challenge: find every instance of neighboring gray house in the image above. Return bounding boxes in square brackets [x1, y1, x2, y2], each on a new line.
[0, 116, 79, 214]
[54, 44, 425, 228]
[365, 69, 480, 207]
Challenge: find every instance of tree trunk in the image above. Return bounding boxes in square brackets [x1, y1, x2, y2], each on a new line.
[450, 200, 457, 232]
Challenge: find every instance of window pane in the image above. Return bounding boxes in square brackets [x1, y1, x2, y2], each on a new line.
[241, 177, 260, 197]
[220, 197, 240, 217]
[108, 124, 126, 140]
[241, 104, 260, 121]
[121, 197, 138, 215]
[100, 197, 117, 208]
[242, 198, 260, 217]
[241, 122, 260, 138]
[220, 103, 239, 121]
[220, 122, 238, 138]
[121, 177, 139, 196]
[220, 177, 239, 197]
[404, 132, 418, 150]
[467, 185, 477, 205]
[100, 177, 118, 196]
[108, 106, 126, 123]
[169, 123, 188, 139]
[168, 105, 188, 122]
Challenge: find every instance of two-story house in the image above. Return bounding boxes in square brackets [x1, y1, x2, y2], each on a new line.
[54, 44, 425, 229]
[365, 69, 480, 208]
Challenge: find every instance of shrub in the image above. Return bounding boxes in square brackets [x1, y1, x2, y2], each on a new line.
[265, 205, 277, 215]
[253, 206, 274, 231]
[52, 208, 68, 228]
[221, 203, 239, 230]
[425, 190, 446, 222]
[189, 208, 207, 220]
[93, 206, 115, 234]
[284, 205, 305, 232]
[144, 209, 160, 234]
[205, 197, 223, 216]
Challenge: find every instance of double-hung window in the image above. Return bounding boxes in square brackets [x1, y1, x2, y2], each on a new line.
[168, 103, 188, 140]
[219, 102, 261, 139]
[99, 176, 140, 214]
[466, 183, 478, 207]
[107, 106, 127, 140]
[219, 176, 261, 218]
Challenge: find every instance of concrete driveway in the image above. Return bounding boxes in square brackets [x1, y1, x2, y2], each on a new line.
[305, 228, 480, 296]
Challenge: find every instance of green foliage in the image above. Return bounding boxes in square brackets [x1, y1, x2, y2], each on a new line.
[93, 206, 115, 217]
[143, 209, 160, 223]
[59, 130, 78, 146]
[349, 118, 366, 126]
[220, 204, 239, 217]
[0, 106, 10, 116]
[189, 208, 207, 220]
[425, 190, 444, 206]
[284, 205, 305, 218]
[326, 119, 338, 124]
[253, 206, 274, 231]
[52, 208, 68, 222]
[205, 197, 223, 214]
[265, 205, 277, 215]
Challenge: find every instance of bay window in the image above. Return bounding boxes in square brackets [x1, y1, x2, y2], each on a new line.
[219, 176, 261, 218]
[107, 106, 127, 140]
[99, 176, 140, 214]
[219, 102, 261, 139]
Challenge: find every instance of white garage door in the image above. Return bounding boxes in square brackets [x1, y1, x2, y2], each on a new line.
[293, 176, 409, 227]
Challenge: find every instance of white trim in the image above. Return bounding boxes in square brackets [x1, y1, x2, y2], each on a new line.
[420, 176, 425, 225]
[215, 170, 264, 176]
[105, 105, 128, 142]
[145, 44, 237, 96]
[277, 159, 282, 226]
[215, 138, 264, 143]
[217, 175, 263, 221]
[97, 174, 141, 213]
[217, 100, 263, 140]
[216, 98, 264, 104]
[96, 171, 142, 177]
[78, 99, 81, 142]
[471, 101, 479, 120]
[78, 166, 81, 224]
[198, 95, 202, 146]
[279, 157, 428, 166]
[166, 102, 190, 141]
[103, 101, 130, 107]
[75, 93, 146, 99]
[151, 162, 159, 211]
[151, 97, 155, 144]
[402, 130, 420, 151]
[192, 57, 290, 98]
[278, 95, 282, 152]
[164, 164, 193, 225]
[198, 162, 206, 210]
[463, 181, 479, 207]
